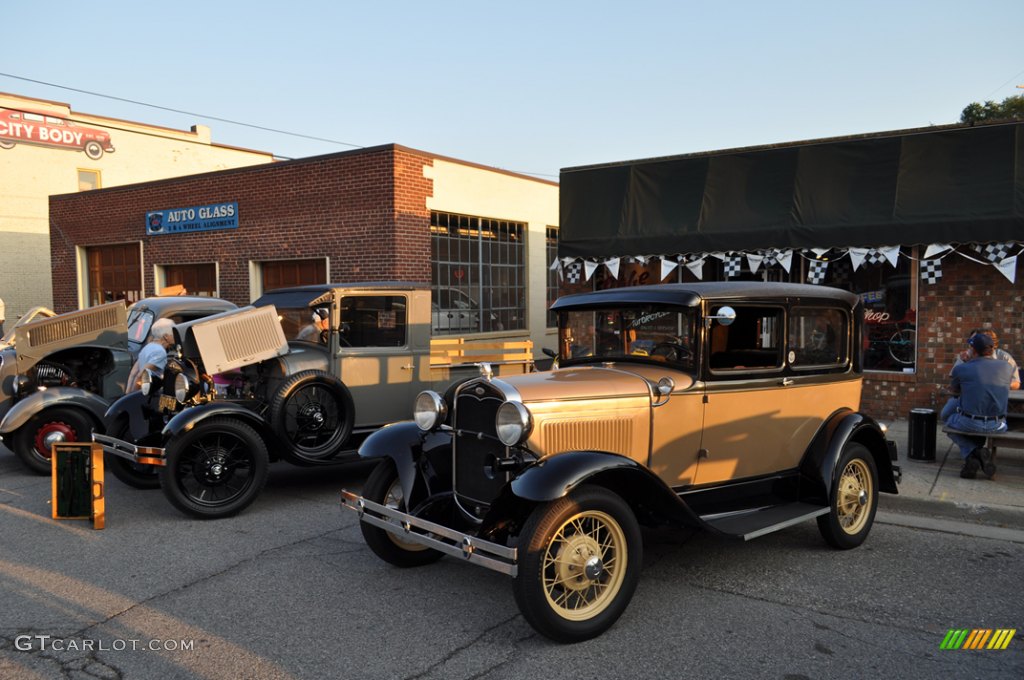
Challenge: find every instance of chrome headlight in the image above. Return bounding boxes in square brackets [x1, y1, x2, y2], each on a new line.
[413, 390, 446, 431]
[174, 373, 190, 403]
[496, 401, 532, 447]
[140, 371, 152, 396]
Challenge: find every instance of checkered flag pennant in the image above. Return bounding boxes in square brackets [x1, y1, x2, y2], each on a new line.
[831, 259, 852, 282]
[724, 255, 742, 278]
[920, 258, 942, 284]
[565, 262, 582, 284]
[971, 242, 1014, 263]
[807, 259, 828, 284]
[864, 249, 887, 266]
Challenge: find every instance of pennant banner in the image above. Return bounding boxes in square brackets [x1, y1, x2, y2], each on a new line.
[659, 256, 679, 281]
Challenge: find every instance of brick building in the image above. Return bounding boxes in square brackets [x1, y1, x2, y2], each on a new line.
[49, 144, 559, 355]
[556, 121, 1024, 420]
[0, 91, 274, 319]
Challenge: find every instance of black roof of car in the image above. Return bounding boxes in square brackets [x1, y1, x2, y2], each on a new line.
[128, 296, 237, 315]
[550, 282, 860, 310]
[262, 282, 430, 295]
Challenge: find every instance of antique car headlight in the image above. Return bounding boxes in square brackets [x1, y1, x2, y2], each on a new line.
[496, 401, 532, 447]
[413, 390, 446, 431]
[140, 371, 152, 396]
[174, 373, 190, 403]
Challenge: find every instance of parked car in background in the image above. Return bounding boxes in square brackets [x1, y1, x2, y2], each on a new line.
[96, 282, 535, 518]
[0, 296, 236, 474]
[342, 282, 901, 642]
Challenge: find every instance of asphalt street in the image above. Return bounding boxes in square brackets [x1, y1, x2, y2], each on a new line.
[0, 443, 1022, 680]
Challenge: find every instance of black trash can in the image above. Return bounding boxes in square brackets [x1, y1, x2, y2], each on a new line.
[908, 408, 937, 461]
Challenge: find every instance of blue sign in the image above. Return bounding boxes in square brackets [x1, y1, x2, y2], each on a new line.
[146, 202, 238, 236]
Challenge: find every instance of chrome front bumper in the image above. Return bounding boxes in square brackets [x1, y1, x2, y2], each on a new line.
[92, 433, 167, 466]
[340, 490, 518, 577]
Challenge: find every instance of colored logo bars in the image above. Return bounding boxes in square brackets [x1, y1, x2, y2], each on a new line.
[940, 629, 1016, 650]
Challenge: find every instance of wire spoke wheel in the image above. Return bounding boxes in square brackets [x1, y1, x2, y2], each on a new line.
[161, 418, 268, 519]
[817, 442, 878, 549]
[514, 486, 642, 643]
[541, 510, 627, 620]
[836, 458, 873, 535]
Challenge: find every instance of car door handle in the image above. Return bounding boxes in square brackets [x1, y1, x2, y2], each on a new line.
[780, 378, 794, 386]
[401, 364, 415, 370]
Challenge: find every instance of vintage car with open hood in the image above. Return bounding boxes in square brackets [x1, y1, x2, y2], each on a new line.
[94, 283, 533, 519]
[341, 282, 901, 642]
[0, 296, 235, 474]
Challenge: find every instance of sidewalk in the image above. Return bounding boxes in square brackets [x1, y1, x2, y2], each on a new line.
[880, 417, 1024, 529]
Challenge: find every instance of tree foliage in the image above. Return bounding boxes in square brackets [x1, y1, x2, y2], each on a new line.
[960, 94, 1024, 124]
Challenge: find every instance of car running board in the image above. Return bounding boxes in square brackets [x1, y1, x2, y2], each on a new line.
[700, 502, 829, 541]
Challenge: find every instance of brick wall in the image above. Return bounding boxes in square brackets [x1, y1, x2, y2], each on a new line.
[861, 254, 1023, 421]
[49, 145, 434, 312]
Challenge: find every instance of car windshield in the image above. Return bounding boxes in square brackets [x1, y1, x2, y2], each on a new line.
[126, 309, 155, 352]
[276, 307, 326, 343]
[559, 305, 697, 371]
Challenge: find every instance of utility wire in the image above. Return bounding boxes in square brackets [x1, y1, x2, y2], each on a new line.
[0, 71, 560, 179]
[983, 68, 1024, 100]
[0, 72, 364, 150]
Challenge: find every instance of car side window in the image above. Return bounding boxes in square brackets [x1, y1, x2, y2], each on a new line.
[708, 306, 783, 373]
[789, 308, 848, 368]
[340, 295, 408, 348]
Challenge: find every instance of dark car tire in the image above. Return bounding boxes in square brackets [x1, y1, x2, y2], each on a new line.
[269, 370, 354, 463]
[104, 422, 161, 490]
[817, 442, 879, 549]
[360, 458, 443, 568]
[159, 418, 269, 519]
[513, 485, 642, 643]
[14, 407, 95, 475]
[84, 141, 104, 160]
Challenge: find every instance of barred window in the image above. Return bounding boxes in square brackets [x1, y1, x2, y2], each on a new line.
[546, 226, 559, 327]
[430, 211, 525, 335]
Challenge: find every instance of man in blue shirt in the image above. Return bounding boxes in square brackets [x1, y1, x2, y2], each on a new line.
[944, 332, 1016, 479]
[125, 318, 176, 393]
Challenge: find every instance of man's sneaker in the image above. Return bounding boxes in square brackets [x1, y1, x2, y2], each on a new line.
[973, 447, 996, 479]
[960, 455, 979, 479]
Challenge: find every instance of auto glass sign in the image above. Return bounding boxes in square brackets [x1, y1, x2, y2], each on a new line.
[146, 202, 238, 236]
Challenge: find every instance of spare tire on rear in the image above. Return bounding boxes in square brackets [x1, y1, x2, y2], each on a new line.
[268, 370, 354, 463]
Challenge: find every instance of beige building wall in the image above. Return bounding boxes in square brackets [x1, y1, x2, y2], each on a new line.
[425, 158, 559, 356]
[0, 91, 274, 320]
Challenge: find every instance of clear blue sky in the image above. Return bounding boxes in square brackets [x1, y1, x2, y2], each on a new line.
[2, 0, 1022, 179]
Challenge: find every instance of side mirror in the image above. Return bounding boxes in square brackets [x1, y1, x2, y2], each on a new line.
[706, 305, 736, 327]
[542, 347, 557, 359]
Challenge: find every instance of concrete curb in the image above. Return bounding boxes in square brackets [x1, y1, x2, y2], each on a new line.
[880, 493, 1024, 531]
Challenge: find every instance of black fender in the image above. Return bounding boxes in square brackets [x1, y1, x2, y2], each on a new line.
[162, 402, 272, 443]
[357, 421, 453, 513]
[103, 390, 152, 441]
[800, 410, 898, 505]
[479, 450, 708, 538]
[0, 386, 109, 434]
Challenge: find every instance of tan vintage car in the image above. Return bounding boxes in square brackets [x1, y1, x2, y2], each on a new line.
[341, 282, 901, 642]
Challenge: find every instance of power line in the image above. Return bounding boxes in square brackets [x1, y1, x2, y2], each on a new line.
[0, 72, 365, 151]
[983, 67, 1024, 100]
[0, 71, 560, 179]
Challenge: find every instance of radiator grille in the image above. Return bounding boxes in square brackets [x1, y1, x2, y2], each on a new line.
[453, 383, 508, 512]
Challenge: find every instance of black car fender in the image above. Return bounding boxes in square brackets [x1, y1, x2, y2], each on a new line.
[103, 390, 152, 441]
[0, 386, 109, 435]
[799, 409, 898, 505]
[357, 421, 453, 512]
[162, 402, 271, 442]
[480, 450, 707, 537]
